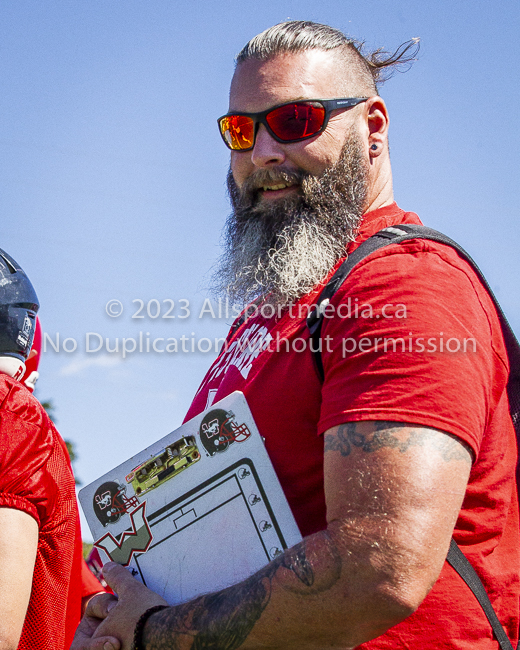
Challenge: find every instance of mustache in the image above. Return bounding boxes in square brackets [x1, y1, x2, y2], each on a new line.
[233, 168, 307, 207]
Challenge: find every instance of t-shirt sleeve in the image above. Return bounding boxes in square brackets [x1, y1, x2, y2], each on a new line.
[0, 404, 54, 526]
[317, 239, 509, 457]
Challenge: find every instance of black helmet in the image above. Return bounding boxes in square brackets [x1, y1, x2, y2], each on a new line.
[0, 249, 39, 374]
[199, 408, 251, 456]
[93, 481, 139, 527]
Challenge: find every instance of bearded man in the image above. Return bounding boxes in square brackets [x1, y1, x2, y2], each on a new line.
[73, 21, 519, 650]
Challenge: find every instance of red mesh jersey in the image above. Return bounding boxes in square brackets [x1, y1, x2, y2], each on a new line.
[0, 375, 83, 649]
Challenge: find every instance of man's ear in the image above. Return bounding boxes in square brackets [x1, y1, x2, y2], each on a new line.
[365, 96, 389, 157]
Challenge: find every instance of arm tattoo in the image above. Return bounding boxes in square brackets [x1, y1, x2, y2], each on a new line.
[142, 534, 342, 649]
[324, 421, 472, 464]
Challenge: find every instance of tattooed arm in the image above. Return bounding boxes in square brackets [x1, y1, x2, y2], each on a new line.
[74, 420, 473, 650]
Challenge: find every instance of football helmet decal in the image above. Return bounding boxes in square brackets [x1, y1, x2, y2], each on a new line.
[93, 481, 140, 527]
[22, 316, 41, 391]
[199, 408, 251, 456]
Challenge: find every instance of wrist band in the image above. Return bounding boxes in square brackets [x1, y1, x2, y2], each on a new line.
[133, 605, 169, 650]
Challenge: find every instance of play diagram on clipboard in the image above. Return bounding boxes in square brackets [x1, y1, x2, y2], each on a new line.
[79, 392, 302, 605]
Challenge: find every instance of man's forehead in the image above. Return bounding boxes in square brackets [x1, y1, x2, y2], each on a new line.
[228, 49, 346, 112]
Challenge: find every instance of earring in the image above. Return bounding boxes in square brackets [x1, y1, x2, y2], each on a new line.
[370, 144, 378, 151]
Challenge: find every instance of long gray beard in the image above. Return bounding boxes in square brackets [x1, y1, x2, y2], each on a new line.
[211, 135, 368, 308]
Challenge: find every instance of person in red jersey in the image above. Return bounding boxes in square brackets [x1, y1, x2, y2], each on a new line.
[18, 315, 107, 615]
[0, 248, 99, 649]
[73, 21, 518, 650]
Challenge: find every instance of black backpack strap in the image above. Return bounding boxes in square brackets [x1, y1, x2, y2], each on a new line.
[379, 225, 520, 442]
[307, 224, 520, 441]
[447, 540, 515, 650]
[307, 223, 520, 648]
[306, 226, 405, 380]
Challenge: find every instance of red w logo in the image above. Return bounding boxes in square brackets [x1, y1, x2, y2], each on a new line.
[94, 502, 153, 566]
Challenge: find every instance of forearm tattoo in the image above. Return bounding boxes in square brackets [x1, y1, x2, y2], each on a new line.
[142, 534, 342, 649]
[324, 421, 472, 464]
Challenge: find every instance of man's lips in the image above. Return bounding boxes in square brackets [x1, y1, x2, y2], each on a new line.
[257, 182, 299, 200]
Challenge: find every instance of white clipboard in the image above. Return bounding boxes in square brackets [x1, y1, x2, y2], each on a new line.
[79, 391, 302, 605]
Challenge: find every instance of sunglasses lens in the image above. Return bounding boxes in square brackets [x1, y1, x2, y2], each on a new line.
[266, 102, 326, 141]
[219, 115, 255, 150]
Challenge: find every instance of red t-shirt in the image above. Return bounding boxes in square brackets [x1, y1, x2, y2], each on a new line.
[185, 203, 519, 648]
[0, 375, 84, 650]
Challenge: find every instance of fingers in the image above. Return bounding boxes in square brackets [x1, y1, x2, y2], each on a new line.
[72, 637, 121, 650]
[86, 592, 118, 620]
[101, 562, 137, 595]
[97, 639, 121, 650]
[87, 638, 121, 650]
[82, 591, 110, 616]
[71, 617, 121, 650]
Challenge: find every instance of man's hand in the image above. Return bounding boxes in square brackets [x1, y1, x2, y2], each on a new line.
[82, 591, 109, 617]
[71, 562, 168, 650]
[73, 608, 120, 650]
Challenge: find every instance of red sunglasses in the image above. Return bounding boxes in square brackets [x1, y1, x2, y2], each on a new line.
[217, 97, 368, 151]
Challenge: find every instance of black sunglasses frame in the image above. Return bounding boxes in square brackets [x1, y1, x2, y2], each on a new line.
[217, 97, 368, 151]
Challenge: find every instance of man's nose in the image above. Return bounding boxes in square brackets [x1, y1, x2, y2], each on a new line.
[250, 124, 286, 168]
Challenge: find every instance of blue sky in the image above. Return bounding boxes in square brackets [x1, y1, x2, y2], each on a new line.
[1, 0, 518, 539]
